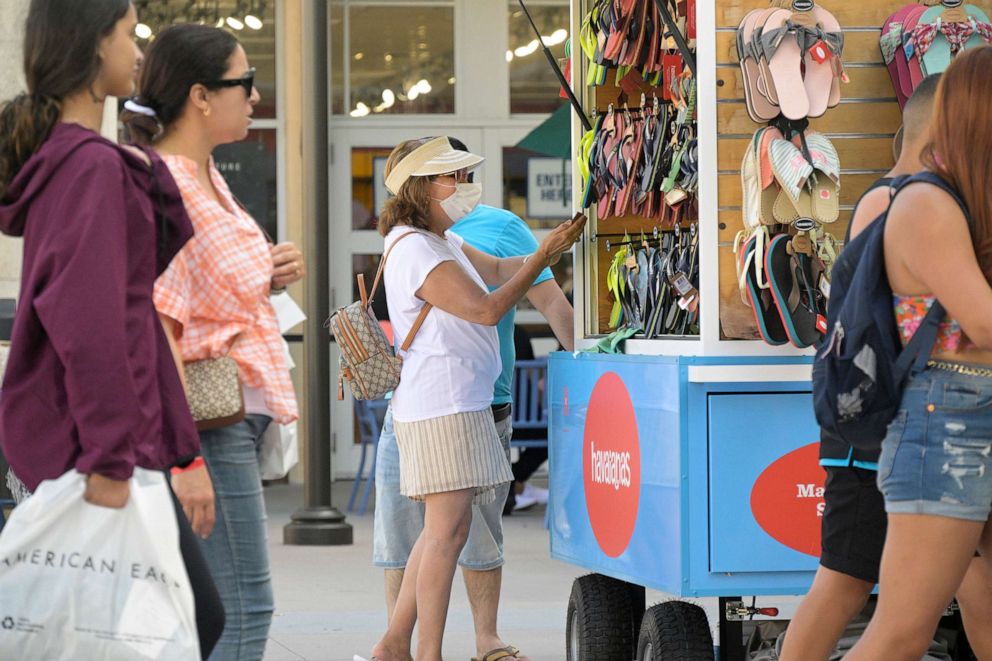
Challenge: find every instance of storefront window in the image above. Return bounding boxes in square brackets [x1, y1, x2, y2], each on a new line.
[508, 2, 569, 114]
[350, 147, 394, 231]
[214, 129, 278, 240]
[133, 0, 278, 119]
[330, 2, 455, 116]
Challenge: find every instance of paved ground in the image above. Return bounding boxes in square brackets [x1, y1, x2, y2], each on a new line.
[263, 481, 585, 661]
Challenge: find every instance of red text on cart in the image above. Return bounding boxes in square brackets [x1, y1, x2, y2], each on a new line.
[583, 371, 641, 558]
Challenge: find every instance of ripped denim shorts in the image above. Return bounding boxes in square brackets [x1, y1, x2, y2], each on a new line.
[878, 365, 992, 522]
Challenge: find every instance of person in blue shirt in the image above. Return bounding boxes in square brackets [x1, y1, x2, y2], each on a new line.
[371, 138, 573, 661]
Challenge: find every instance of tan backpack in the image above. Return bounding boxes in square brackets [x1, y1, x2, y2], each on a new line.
[329, 232, 431, 401]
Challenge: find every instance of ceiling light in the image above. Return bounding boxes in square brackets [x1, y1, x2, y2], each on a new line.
[381, 89, 395, 108]
[447, 77, 456, 85]
[354, 52, 364, 60]
[407, 87, 420, 101]
[542, 29, 568, 46]
[514, 39, 539, 58]
[349, 102, 370, 118]
[135, 23, 152, 39]
[215, 17, 225, 28]
[415, 79, 431, 94]
[226, 16, 244, 30]
[384, 53, 393, 62]
[244, 15, 263, 30]
[505, 50, 514, 63]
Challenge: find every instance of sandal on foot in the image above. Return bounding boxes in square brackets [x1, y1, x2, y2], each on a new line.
[471, 645, 524, 661]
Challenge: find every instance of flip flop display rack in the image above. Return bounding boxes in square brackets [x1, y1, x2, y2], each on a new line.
[548, 1, 990, 659]
[731, 0, 847, 349]
[577, 0, 701, 337]
[882, 0, 992, 108]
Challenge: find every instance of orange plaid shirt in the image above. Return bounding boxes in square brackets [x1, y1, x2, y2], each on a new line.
[154, 155, 298, 424]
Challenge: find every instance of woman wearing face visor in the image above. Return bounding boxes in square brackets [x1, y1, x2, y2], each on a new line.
[361, 136, 584, 661]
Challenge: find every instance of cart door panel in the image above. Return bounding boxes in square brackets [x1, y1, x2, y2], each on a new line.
[707, 393, 824, 573]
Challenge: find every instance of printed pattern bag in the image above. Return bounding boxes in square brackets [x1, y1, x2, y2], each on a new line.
[184, 355, 245, 430]
[330, 232, 430, 401]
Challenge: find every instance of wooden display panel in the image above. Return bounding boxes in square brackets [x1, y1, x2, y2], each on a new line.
[717, 0, 992, 340]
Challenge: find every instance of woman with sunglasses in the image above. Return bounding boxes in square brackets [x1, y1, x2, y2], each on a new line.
[122, 24, 302, 661]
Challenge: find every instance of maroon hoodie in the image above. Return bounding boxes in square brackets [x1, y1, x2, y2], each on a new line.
[0, 122, 199, 492]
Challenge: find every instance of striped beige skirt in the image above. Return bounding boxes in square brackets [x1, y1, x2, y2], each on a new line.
[393, 409, 513, 505]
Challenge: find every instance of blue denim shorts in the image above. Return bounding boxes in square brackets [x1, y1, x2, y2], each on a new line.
[877, 367, 992, 522]
[372, 406, 512, 570]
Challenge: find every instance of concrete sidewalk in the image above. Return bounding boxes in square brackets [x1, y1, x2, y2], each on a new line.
[263, 482, 584, 661]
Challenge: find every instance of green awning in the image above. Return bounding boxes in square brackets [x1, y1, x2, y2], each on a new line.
[515, 103, 572, 159]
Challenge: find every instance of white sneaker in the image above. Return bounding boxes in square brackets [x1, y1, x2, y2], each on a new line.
[525, 483, 549, 505]
[513, 491, 538, 511]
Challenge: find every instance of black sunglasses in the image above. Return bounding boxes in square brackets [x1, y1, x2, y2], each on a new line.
[203, 68, 256, 96]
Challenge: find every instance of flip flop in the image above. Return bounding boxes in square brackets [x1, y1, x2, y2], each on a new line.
[765, 234, 823, 348]
[916, 5, 992, 76]
[761, 9, 810, 121]
[896, 6, 925, 102]
[739, 234, 789, 345]
[741, 129, 764, 231]
[806, 6, 844, 118]
[738, 9, 780, 122]
[471, 645, 525, 661]
[750, 7, 783, 107]
[880, 6, 916, 108]
[805, 133, 841, 224]
[902, 6, 929, 92]
[769, 137, 813, 223]
[758, 127, 784, 226]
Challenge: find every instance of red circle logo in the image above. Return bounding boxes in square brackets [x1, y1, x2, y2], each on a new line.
[583, 372, 641, 557]
[750, 442, 826, 557]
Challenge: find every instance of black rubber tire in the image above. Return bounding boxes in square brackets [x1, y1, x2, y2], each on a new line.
[636, 601, 714, 661]
[565, 574, 638, 661]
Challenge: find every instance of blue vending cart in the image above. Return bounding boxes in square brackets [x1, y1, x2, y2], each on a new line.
[548, 354, 823, 660]
[551, 0, 843, 657]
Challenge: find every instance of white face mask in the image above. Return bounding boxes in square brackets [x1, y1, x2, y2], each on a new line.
[433, 182, 482, 222]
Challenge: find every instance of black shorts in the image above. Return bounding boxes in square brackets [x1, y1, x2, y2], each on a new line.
[819, 466, 887, 584]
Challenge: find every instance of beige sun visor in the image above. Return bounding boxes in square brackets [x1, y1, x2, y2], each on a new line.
[384, 136, 485, 194]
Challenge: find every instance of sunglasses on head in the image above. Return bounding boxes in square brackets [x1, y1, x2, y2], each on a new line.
[203, 67, 256, 96]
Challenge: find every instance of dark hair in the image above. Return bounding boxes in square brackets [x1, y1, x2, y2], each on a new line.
[902, 73, 941, 144]
[122, 24, 239, 145]
[0, 0, 130, 197]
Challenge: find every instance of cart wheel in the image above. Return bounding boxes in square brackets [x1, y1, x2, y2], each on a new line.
[636, 601, 714, 661]
[566, 574, 638, 660]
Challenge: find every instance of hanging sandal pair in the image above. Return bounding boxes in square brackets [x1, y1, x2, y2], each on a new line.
[882, 3, 992, 107]
[738, 3, 845, 121]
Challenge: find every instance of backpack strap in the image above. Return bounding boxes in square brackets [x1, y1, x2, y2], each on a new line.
[891, 172, 973, 377]
[367, 230, 434, 353]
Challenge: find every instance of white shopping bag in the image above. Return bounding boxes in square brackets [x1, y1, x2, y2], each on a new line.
[0, 468, 200, 660]
[259, 420, 299, 480]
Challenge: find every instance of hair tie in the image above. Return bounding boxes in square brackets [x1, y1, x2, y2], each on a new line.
[124, 99, 157, 118]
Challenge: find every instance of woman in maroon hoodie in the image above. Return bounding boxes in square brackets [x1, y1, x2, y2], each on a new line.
[0, 1, 224, 656]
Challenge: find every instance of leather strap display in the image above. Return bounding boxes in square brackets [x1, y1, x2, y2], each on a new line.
[367, 230, 434, 353]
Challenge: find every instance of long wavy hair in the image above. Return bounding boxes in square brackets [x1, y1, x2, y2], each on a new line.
[378, 139, 434, 237]
[923, 46, 992, 281]
[0, 0, 130, 197]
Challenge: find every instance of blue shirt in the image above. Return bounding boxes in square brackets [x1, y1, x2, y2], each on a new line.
[451, 205, 554, 405]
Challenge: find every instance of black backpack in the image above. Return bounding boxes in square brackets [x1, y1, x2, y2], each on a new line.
[812, 172, 972, 450]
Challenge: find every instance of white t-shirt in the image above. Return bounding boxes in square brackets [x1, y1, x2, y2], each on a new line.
[383, 227, 500, 422]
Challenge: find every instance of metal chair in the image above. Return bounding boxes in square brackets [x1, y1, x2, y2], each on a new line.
[347, 398, 389, 515]
[511, 358, 549, 449]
